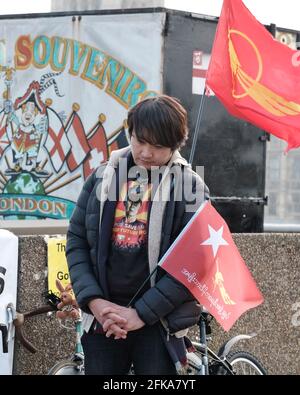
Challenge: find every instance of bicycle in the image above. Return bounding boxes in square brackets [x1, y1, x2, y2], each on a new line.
[9, 296, 266, 375]
[47, 311, 84, 375]
[183, 307, 267, 375]
[6, 291, 84, 375]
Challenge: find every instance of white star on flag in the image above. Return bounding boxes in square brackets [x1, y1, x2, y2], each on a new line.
[201, 225, 228, 257]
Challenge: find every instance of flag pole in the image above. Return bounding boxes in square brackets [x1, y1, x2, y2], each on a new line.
[127, 267, 159, 307]
[127, 201, 209, 308]
[188, 88, 207, 165]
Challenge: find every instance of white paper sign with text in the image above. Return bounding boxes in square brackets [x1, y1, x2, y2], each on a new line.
[0, 229, 18, 375]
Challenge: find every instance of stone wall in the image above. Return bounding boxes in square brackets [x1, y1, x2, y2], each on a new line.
[13, 236, 75, 375]
[13, 234, 300, 374]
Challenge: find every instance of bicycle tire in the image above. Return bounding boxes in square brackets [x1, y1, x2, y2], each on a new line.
[48, 360, 84, 375]
[216, 351, 267, 375]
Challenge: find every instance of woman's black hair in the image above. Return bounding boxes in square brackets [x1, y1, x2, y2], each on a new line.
[127, 95, 188, 151]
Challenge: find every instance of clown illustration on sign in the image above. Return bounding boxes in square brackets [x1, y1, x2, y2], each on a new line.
[0, 68, 130, 220]
[5, 81, 49, 177]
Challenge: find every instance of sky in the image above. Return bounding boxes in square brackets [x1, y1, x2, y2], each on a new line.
[166, 0, 300, 30]
[0, 0, 299, 31]
[0, 0, 50, 15]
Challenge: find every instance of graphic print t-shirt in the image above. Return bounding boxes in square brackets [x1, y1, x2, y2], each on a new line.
[107, 176, 152, 306]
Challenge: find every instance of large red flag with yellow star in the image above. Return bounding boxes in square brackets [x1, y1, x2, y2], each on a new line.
[159, 201, 263, 331]
[206, 0, 300, 151]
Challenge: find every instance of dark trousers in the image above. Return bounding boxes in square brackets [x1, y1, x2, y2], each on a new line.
[81, 323, 177, 375]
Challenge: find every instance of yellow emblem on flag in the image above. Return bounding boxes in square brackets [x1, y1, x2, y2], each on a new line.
[228, 29, 300, 117]
[213, 258, 236, 305]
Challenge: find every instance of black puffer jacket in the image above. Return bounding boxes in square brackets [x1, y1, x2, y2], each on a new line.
[66, 148, 209, 333]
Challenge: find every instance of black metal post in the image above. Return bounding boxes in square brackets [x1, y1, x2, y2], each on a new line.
[189, 89, 207, 165]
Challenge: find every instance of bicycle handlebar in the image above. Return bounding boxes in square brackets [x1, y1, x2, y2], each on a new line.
[8, 303, 58, 354]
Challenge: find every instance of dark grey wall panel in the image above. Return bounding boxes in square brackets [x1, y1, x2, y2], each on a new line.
[163, 12, 267, 232]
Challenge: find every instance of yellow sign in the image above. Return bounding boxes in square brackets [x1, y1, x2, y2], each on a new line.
[47, 237, 73, 297]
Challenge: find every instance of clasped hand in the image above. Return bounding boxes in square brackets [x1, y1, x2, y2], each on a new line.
[88, 299, 145, 340]
[55, 281, 145, 340]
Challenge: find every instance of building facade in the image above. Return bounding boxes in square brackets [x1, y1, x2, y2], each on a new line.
[51, 0, 165, 11]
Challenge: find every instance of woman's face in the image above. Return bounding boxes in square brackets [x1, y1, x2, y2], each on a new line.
[130, 132, 173, 169]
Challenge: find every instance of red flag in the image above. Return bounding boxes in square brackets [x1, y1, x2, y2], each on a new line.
[108, 126, 129, 155]
[206, 0, 300, 151]
[0, 111, 9, 156]
[83, 122, 108, 180]
[45, 107, 71, 173]
[159, 201, 263, 331]
[66, 112, 90, 172]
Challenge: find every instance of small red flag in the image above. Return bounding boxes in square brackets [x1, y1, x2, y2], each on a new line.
[83, 122, 108, 180]
[206, 0, 300, 151]
[159, 201, 263, 331]
[66, 112, 90, 172]
[0, 110, 9, 156]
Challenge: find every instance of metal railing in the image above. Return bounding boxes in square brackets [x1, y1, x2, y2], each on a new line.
[264, 223, 300, 233]
[0, 219, 69, 235]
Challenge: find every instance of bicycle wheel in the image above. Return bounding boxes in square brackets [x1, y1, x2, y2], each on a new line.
[48, 360, 84, 375]
[217, 351, 267, 375]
